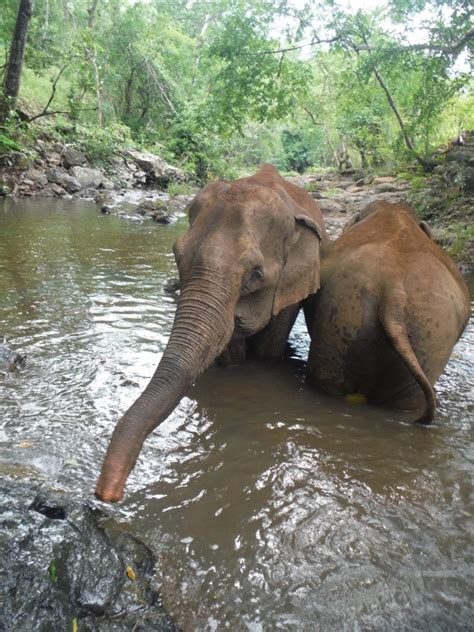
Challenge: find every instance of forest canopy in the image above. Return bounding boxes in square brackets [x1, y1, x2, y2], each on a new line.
[1, 0, 473, 178]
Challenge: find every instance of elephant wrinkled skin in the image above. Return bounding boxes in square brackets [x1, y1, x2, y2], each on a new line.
[96, 164, 327, 502]
[305, 200, 470, 423]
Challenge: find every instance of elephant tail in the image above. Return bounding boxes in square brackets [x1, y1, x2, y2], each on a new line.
[380, 292, 436, 425]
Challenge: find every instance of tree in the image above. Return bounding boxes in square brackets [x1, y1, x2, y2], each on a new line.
[1, 0, 35, 120]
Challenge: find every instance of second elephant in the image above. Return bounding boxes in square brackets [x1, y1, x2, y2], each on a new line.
[304, 200, 470, 423]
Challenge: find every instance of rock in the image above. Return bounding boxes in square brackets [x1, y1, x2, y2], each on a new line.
[123, 149, 187, 187]
[49, 183, 67, 196]
[35, 139, 48, 157]
[61, 146, 88, 169]
[0, 151, 31, 170]
[153, 213, 172, 224]
[373, 175, 395, 184]
[47, 151, 62, 166]
[101, 178, 115, 190]
[101, 205, 112, 214]
[25, 168, 48, 187]
[52, 142, 64, 154]
[0, 482, 178, 631]
[164, 278, 180, 294]
[46, 168, 82, 193]
[70, 166, 104, 189]
[0, 177, 12, 196]
[135, 199, 168, 215]
[444, 139, 474, 192]
[94, 191, 113, 206]
[0, 340, 25, 371]
[134, 199, 172, 222]
[318, 199, 345, 214]
[373, 183, 400, 193]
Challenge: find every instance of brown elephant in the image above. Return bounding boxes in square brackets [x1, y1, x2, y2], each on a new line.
[96, 164, 328, 502]
[304, 200, 470, 423]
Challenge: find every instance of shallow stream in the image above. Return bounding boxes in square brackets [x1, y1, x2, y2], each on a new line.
[1, 199, 473, 630]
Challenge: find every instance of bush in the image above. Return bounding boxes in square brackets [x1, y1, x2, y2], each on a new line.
[70, 122, 132, 166]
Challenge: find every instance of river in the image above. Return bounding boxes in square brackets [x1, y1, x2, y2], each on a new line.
[1, 198, 473, 630]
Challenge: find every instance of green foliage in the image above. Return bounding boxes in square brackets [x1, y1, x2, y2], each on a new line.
[447, 223, 474, 259]
[280, 129, 313, 173]
[166, 182, 196, 196]
[0, 132, 22, 153]
[70, 122, 132, 166]
[0, 0, 472, 179]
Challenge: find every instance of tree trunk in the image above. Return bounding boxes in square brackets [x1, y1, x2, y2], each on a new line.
[1, 0, 35, 120]
[371, 63, 434, 172]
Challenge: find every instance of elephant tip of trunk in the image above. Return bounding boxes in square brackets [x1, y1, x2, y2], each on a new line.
[95, 477, 125, 503]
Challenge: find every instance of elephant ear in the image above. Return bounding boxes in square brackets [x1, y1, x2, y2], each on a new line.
[419, 220, 432, 239]
[272, 213, 323, 317]
[342, 212, 360, 234]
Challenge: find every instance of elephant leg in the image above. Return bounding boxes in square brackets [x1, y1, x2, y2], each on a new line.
[246, 304, 301, 361]
[217, 337, 247, 367]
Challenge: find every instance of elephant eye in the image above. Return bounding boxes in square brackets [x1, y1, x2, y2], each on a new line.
[242, 267, 264, 294]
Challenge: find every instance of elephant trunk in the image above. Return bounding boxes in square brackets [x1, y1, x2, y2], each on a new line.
[95, 269, 237, 502]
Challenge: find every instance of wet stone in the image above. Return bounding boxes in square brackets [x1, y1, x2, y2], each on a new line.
[0, 482, 178, 631]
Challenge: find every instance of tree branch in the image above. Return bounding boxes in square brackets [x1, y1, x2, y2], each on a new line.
[352, 27, 474, 56]
[26, 63, 69, 122]
[243, 35, 343, 57]
[242, 26, 473, 58]
[27, 106, 98, 122]
[302, 106, 323, 126]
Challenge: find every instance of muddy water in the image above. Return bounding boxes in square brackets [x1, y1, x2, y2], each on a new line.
[1, 198, 473, 630]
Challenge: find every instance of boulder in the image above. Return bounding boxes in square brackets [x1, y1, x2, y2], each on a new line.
[70, 166, 104, 189]
[318, 199, 345, 214]
[134, 199, 171, 223]
[373, 183, 400, 193]
[0, 482, 178, 631]
[444, 139, 474, 192]
[123, 149, 187, 187]
[46, 168, 82, 193]
[61, 146, 88, 169]
[25, 168, 48, 187]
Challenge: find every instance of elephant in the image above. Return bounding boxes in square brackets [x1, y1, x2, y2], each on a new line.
[304, 200, 470, 424]
[96, 164, 328, 502]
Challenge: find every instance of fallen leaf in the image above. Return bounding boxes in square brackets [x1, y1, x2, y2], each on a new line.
[126, 565, 137, 581]
[343, 393, 367, 405]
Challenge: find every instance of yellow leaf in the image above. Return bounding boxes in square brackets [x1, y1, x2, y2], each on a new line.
[343, 393, 367, 405]
[72, 617, 78, 632]
[126, 565, 136, 581]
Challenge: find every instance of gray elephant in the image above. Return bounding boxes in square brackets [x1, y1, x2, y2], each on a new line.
[304, 200, 470, 423]
[96, 164, 328, 501]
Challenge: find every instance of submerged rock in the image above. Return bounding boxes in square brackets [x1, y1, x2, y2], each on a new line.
[0, 482, 178, 631]
[135, 199, 171, 223]
[0, 340, 25, 371]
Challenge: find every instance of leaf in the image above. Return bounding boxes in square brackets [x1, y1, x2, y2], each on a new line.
[343, 393, 368, 405]
[49, 560, 57, 583]
[126, 565, 137, 581]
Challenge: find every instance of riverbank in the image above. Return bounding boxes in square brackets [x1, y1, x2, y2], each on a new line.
[289, 169, 474, 267]
[0, 137, 472, 265]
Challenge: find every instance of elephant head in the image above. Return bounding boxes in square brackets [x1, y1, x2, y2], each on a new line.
[95, 164, 326, 502]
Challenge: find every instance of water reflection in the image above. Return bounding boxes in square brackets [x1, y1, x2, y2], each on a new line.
[0, 198, 473, 630]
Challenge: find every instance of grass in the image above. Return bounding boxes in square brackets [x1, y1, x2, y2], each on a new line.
[166, 181, 196, 196]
